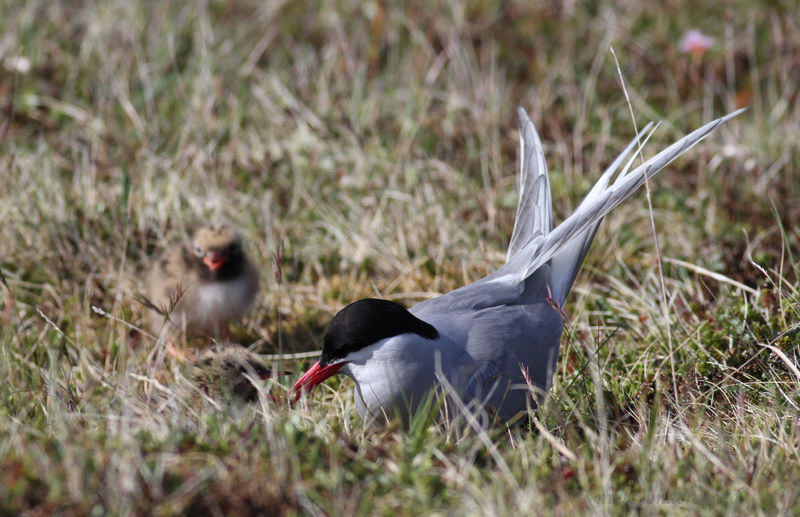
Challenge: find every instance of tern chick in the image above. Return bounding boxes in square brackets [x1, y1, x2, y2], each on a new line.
[147, 224, 260, 347]
[191, 346, 285, 402]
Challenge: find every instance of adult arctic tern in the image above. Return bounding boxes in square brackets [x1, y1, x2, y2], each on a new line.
[293, 107, 744, 425]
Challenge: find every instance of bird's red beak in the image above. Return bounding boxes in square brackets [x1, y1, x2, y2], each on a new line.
[203, 252, 228, 271]
[290, 361, 345, 403]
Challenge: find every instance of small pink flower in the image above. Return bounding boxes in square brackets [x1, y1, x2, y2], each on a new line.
[678, 29, 715, 57]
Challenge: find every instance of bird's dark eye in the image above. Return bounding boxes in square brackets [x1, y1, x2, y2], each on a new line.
[227, 241, 241, 254]
[194, 245, 204, 256]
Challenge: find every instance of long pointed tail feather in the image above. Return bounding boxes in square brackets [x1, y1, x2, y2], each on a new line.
[502, 108, 745, 293]
[548, 120, 658, 303]
[507, 108, 552, 262]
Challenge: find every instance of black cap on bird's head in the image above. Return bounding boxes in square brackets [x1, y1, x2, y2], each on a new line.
[318, 298, 439, 366]
[291, 298, 439, 401]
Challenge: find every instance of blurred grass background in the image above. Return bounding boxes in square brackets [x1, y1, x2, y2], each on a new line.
[1, 0, 798, 514]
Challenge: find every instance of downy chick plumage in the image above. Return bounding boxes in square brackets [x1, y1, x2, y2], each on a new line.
[147, 224, 259, 344]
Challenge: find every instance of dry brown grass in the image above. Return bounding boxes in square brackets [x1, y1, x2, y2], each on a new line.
[1, 0, 799, 514]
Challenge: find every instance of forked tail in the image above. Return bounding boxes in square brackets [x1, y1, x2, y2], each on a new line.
[507, 107, 745, 305]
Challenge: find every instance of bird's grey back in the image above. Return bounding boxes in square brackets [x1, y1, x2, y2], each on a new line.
[412, 106, 744, 366]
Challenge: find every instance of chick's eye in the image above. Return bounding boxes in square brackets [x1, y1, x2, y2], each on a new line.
[194, 246, 204, 256]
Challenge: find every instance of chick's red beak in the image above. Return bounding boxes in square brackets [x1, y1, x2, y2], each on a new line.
[203, 252, 228, 271]
[290, 361, 345, 403]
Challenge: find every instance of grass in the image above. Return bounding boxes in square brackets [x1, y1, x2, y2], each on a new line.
[1, 0, 799, 514]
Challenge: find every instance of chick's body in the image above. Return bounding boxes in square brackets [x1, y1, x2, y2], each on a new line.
[147, 224, 259, 341]
[191, 346, 273, 401]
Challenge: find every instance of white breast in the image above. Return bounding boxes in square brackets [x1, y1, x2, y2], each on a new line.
[184, 275, 257, 330]
[342, 333, 466, 423]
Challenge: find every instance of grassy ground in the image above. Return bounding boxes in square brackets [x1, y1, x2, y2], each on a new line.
[1, 0, 799, 514]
